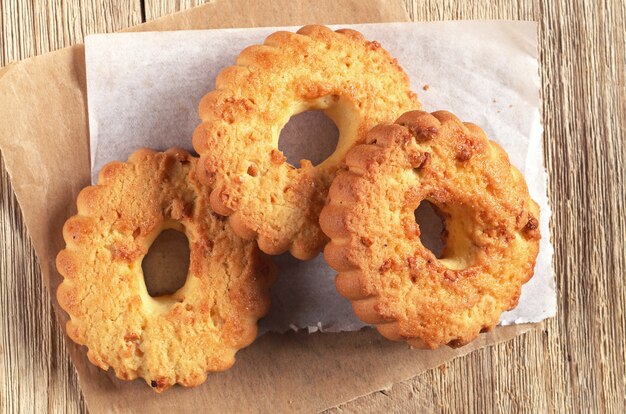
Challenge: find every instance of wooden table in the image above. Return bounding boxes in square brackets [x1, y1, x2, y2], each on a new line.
[1, 0, 624, 412]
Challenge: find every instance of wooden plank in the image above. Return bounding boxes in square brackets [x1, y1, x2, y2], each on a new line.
[143, 0, 207, 21]
[1, 0, 625, 412]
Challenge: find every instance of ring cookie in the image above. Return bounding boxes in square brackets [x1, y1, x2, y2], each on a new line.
[193, 25, 419, 259]
[56, 148, 275, 391]
[320, 110, 540, 349]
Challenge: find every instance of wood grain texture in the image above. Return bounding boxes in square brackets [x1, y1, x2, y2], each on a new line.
[1, 0, 625, 412]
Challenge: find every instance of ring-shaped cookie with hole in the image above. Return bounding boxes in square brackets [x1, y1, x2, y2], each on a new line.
[193, 25, 419, 260]
[320, 110, 540, 349]
[56, 148, 275, 392]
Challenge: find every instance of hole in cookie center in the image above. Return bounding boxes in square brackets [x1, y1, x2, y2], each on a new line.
[414, 201, 445, 258]
[278, 110, 339, 167]
[142, 229, 190, 297]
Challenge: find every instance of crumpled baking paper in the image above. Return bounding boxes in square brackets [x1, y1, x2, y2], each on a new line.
[85, 21, 555, 333]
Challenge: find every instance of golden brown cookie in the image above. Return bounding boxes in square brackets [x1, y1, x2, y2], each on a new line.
[320, 111, 540, 349]
[193, 25, 419, 260]
[56, 148, 275, 392]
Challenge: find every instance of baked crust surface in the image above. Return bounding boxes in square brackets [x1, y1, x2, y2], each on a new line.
[193, 25, 419, 260]
[320, 111, 540, 349]
[56, 148, 274, 392]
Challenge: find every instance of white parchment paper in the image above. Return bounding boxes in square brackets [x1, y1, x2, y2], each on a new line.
[85, 21, 555, 333]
